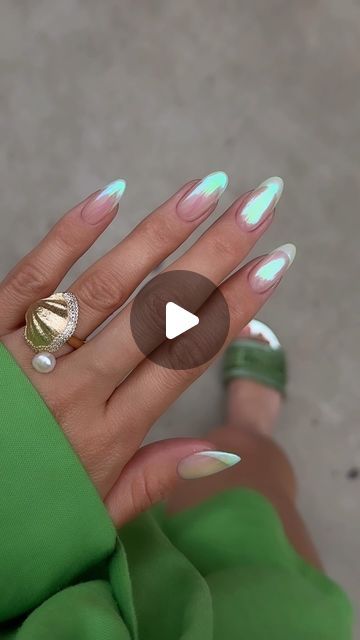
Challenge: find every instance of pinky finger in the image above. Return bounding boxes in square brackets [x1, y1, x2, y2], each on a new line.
[104, 438, 240, 528]
[0, 179, 126, 333]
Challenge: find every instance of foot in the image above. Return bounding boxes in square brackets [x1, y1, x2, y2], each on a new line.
[225, 327, 283, 436]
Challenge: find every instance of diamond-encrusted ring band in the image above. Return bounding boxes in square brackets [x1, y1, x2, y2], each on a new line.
[24, 292, 84, 373]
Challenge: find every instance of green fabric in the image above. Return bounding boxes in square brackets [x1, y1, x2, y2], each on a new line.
[223, 339, 287, 395]
[0, 342, 353, 639]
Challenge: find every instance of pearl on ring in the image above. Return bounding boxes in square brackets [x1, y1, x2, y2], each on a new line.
[32, 352, 56, 373]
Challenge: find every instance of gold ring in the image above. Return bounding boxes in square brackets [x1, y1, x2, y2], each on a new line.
[24, 292, 84, 373]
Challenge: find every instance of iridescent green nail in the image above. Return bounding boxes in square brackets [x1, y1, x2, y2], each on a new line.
[249, 243, 296, 293]
[82, 179, 126, 224]
[177, 450, 241, 479]
[237, 176, 284, 231]
[177, 171, 228, 221]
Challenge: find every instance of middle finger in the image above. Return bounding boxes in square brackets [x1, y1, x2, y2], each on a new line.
[67, 171, 228, 340]
[71, 176, 284, 391]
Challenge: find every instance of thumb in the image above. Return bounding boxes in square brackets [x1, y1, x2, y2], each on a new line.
[104, 438, 240, 528]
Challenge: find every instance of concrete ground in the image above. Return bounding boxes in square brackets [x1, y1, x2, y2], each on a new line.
[1, 0, 359, 632]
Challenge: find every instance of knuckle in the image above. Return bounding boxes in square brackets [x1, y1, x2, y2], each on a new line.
[156, 364, 191, 391]
[38, 384, 70, 427]
[209, 234, 235, 260]
[227, 297, 247, 323]
[87, 349, 112, 379]
[140, 216, 174, 253]
[142, 293, 165, 329]
[76, 269, 126, 313]
[130, 474, 153, 514]
[129, 471, 168, 515]
[9, 261, 50, 299]
[47, 397, 67, 426]
[54, 219, 81, 252]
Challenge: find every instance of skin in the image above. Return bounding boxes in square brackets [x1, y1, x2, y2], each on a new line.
[0, 176, 291, 528]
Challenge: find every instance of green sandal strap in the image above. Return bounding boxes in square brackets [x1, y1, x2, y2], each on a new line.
[223, 338, 287, 395]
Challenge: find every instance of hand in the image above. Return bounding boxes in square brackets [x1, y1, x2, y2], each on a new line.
[0, 173, 294, 527]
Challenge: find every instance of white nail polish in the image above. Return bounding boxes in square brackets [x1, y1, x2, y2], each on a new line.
[177, 450, 241, 480]
[278, 243, 296, 264]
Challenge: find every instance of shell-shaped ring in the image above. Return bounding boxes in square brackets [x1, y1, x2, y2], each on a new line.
[24, 292, 84, 373]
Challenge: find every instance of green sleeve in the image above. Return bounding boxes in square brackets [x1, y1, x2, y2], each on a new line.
[0, 342, 117, 622]
[0, 341, 353, 640]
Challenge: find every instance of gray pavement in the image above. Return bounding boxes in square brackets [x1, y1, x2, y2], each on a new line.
[1, 0, 359, 632]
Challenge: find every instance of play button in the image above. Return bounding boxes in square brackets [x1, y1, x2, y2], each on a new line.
[130, 270, 230, 370]
[165, 302, 199, 339]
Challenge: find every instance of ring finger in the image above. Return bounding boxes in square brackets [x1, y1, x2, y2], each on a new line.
[103, 245, 296, 478]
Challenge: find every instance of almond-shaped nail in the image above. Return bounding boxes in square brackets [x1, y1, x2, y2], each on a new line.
[237, 176, 284, 231]
[177, 450, 241, 480]
[177, 171, 228, 221]
[81, 179, 126, 224]
[249, 243, 296, 293]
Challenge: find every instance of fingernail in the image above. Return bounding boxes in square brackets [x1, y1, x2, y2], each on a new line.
[248, 243, 296, 293]
[237, 176, 284, 231]
[81, 179, 126, 224]
[177, 450, 241, 480]
[177, 171, 228, 221]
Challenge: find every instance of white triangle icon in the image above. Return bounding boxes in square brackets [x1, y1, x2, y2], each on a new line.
[165, 302, 199, 340]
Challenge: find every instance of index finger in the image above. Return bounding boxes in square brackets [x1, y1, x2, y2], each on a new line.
[0, 179, 126, 334]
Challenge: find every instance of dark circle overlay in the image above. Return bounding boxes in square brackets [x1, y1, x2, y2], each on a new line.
[130, 270, 230, 370]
